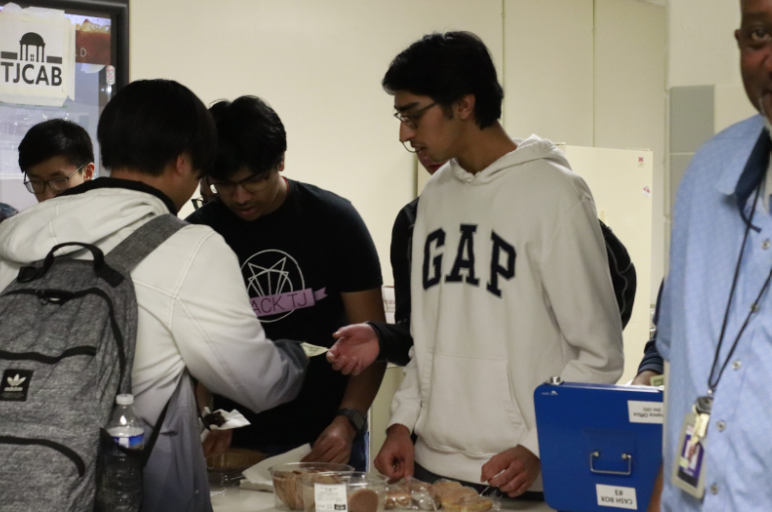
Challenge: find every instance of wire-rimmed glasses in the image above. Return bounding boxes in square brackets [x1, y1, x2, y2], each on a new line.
[394, 102, 436, 153]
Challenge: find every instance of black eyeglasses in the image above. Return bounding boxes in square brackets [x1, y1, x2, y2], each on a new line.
[393, 102, 437, 130]
[209, 171, 273, 195]
[24, 165, 85, 194]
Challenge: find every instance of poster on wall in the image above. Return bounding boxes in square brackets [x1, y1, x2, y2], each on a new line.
[0, 3, 76, 107]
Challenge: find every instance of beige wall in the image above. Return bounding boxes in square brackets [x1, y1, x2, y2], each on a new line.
[132, 0, 665, 298]
[668, 0, 741, 88]
[503, 0, 666, 301]
[594, 0, 666, 302]
[665, 1, 756, 278]
[130, 0, 503, 284]
[503, 0, 594, 147]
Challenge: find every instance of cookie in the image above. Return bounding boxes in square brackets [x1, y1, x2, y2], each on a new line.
[349, 489, 380, 512]
[439, 487, 477, 509]
[385, 489, 412, 509]
[442, 495, 492, 512]
[432, 481, 462, 501]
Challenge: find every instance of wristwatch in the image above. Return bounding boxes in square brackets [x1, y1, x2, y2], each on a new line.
[337, 408, 367, 435]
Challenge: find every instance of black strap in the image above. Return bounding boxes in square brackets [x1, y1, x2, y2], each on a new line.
[141, 372, 195, 467]
[142, 397, 171, 468]
[105, 214, 187, 272]
[16, 242, 124, 287]
[106, 214, 185, 466]
[708, 184, 772, 393]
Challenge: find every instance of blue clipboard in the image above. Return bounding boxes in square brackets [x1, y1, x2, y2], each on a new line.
[534, 380, 663, 512]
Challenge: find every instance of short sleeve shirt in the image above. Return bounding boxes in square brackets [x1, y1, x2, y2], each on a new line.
[187, 178, 382, 445]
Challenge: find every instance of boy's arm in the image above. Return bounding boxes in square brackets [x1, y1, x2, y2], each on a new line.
[304, 288, 387, 464]
[172, 231, 308, 414]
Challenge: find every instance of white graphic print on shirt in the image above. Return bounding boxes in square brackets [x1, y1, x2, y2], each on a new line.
[241, 249, 327, 323]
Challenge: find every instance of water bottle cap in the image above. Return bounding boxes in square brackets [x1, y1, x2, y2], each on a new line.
[116, 394, 134, 405]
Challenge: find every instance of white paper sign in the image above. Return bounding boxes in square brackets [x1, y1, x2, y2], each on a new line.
[628, 400, 664, 424]
[315, 483, 347, 512]
[596, 484, 638, 510]
[0, 3, 76, 106]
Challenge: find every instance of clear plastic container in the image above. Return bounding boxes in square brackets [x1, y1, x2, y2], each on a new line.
[206, 448, 265, 487]
[269, 462, 354, 510]
[300, 472, 388, 512]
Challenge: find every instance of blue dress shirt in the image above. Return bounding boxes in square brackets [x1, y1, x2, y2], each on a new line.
[658, 114, 772, 511]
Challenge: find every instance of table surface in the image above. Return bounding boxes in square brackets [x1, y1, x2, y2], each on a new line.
[210, 486, 557, 512]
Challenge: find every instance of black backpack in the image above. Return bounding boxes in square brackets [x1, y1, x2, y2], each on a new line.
[0, 214, 184, 512]
[598, 220, 637, 328]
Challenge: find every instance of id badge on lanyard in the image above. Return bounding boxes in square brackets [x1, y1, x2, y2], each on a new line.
[670, 185, 772, 500]
[671, 396, 712, 498]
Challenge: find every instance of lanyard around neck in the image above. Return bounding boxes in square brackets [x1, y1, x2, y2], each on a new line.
[707, 184, 772, 394]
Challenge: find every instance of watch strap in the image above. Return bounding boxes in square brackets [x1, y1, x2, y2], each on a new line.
[337, 408, 367, 435]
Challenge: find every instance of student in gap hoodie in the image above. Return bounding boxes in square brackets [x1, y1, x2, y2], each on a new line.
[373, 32, 624, 500]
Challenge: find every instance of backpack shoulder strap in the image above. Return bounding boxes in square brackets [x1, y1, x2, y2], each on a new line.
[105, 214, 187, 272]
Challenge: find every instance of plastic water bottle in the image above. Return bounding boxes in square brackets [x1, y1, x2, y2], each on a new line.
[96, 394, 145, 512]
[107, 394, 145, 449]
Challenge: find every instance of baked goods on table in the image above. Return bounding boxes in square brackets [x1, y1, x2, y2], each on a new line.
[385, 486, 413, 509]
[301, 471, 388, 512]
[270, 462, 354, 510]
[442, 495, 492, 512]
[385, 479, 493, 512]
[349, 489, 381, 512]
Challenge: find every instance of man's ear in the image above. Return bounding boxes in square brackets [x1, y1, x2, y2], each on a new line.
[83, 163, 95, 181]
[278, 154, 286, 173]
[455, 94, 476, 121]
[174, 153, 195, 178]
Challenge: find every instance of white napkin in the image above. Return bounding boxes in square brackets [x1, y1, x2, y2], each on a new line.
[200, 408, 251, 443]
[204, 407, 251, 430]
[240, 443, 313, 491]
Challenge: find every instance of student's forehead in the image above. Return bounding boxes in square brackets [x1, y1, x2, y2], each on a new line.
[26, 155, 75, 177]
[217, 166, 255, 182]
[394, 91, 433, 111]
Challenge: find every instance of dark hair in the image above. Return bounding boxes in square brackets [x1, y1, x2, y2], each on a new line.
[97, 79, 217, 176]
[382, 31, 503, 129]
[18, 119, 94, 172]
[208, 96, 287, 181]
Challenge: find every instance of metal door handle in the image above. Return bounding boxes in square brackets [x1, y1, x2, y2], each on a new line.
[589, 451, 632, 475]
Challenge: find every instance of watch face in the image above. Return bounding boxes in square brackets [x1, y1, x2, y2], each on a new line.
[341, 409, 365, 431]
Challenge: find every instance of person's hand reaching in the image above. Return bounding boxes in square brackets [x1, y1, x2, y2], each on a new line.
[326, 323, 381, 375]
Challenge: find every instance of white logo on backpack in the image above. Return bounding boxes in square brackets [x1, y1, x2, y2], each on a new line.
[5, 374, 25, 391]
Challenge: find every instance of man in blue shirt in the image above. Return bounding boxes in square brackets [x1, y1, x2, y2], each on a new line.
[654, 1, 772, 509]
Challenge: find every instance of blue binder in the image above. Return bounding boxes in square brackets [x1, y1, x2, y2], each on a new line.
[534, 380, 663, 512]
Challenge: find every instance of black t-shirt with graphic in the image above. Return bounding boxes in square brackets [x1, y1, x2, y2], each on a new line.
[187, 179, 383, 446]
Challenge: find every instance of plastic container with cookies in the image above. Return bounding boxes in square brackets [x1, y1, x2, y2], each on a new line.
[432, 480, 494, 512]
[301, 472, 388, 512]
[385, 478, 438, 510]
[270, 462, 354, 510]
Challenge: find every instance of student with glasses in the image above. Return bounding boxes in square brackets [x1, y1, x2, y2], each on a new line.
[18, 119, 95, 202]
[359, 32, 624, 499]
[186, 96, 386, 471]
